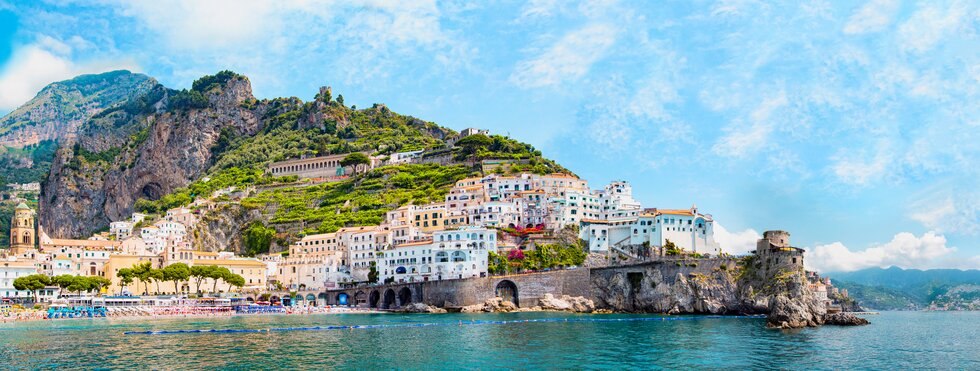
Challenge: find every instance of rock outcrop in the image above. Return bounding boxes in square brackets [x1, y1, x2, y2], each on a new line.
[460, 297, 519, 313]
[591, 259, 751, 314]
[399, 303, 448, 314]
[591, 257, 841, 329]
[823, 312, 870, 326]
[538, 294, 595, 313]
[41, 75, 262, 238]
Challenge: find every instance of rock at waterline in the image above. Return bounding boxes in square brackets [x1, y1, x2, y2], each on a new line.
[399, 303, 448, 314]
[823, 312, 870, 326]
[538, 294, 596, 313]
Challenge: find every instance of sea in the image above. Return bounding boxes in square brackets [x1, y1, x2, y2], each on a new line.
[1, 311, 978, 370]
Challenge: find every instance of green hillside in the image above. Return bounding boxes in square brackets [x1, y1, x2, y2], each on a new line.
[830, 267, 980, 310]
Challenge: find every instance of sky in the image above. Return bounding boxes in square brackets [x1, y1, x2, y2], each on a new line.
[0, 0, 976, 272]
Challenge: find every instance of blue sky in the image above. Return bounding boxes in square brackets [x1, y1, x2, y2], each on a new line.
[0, 0, 977, 271]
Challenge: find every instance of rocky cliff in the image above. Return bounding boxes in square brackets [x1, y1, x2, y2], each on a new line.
[590, 258, 836, 329]
[41, 74, 261, 237]
[0, 70, 155, 149]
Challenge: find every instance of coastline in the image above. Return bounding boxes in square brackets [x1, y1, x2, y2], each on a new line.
[0, 306, 384, 324]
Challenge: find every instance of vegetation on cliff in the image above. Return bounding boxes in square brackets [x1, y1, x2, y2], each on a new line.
[15, 69, 568, 246]
[0, 70, 157, 184]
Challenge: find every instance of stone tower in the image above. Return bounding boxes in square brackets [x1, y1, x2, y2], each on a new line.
[755, 230, 805, 277]
[10, 202, 36, 254]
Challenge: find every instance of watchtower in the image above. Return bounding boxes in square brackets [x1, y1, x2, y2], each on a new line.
[755, 230, 805, 275]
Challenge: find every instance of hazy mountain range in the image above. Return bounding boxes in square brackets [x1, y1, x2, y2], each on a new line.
[829, 266, 980, 311]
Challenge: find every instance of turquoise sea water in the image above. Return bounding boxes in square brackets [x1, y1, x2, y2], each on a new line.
[2, 311, 978, 369]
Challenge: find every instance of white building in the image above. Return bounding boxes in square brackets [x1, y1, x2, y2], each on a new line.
[1, 259, 39, 299]
[580, 205, 720, 255]
[388, 150, 424, 164]
[376, 227, 496, 283]
[109, 221, 133, 239]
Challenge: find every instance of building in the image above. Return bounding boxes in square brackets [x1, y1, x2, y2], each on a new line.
[9, 202, 35, 254]
[109, 221, 134, 239]
[267, 152, 380, 179]
[376, 227, 497, 283]
[580, 205, 720, 255]
[0, 258, 39, 299]
[387, 150, 424, 164]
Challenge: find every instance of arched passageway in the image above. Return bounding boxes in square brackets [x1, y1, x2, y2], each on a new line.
[354, 291, 367, 306]
[495, 280, 519, 307]
[318, 293, 328, 306]
[382, 289, 396, 309]
[369, 290, 381, 308]
[336, 293, 349, 306]
[398, 287, 412, 306]
[306, 294, 316, 306]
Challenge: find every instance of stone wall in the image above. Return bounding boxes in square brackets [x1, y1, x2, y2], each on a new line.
[589, 258, 749, 314]
[325, 268, 591, 309]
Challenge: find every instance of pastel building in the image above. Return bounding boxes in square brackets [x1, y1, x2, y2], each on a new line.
[376, 227, 497, 283]
[1, 258, 39, 299]
[580, 205, 719, 255]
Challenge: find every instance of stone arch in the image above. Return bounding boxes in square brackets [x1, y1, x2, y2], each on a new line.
[382, 289, 396, 309]
[369, 290, 381, 308]
[270, 295, 281, 304]
[317, 293, 328, 306]
[306, 294, 316, 306]
[336, 293, 349, 306]
[398, 287, 412, 306]
[495, 280, 519, 307]
[354, 291, 366, 306]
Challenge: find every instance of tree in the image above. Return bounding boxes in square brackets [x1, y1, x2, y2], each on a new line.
[190, 265, 212, 294]
[88, 277, 111, 295]
[455, 134, 492, 158]
[340, 152, 370, 175]
[52, 274, 76, 291]
[162, 263, 191, 294]
[66, 276, 92, 296]
[226, 273, 246, 292]
[131, 261, 153, 295]
[664, 239, 680, 256]
[147, 268, 165, 294]
[243, 221, 276, 256]
[336, 94, 344, 106]
[368, 261, 379, 284]
[13, 274, 50, 303]
[117, 268, 135, 291]
[210, 266, 233, 293]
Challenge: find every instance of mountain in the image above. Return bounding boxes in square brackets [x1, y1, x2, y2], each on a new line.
[0, 70, 157, 184]
[828, 266, 980, 310]
[0, 70, 565, 250]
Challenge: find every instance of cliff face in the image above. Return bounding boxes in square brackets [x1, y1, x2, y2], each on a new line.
[590, 258, 828, 328]
[0, 70, 155, 149]
[41, 76, 261, 238]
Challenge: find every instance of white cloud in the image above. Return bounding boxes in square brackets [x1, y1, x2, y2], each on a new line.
[805, 231, 979, 272]
[0, 41, 137, 110]
[831, 140, 893, 186]
[898, 1, 971, 53]
[843, 0, 900, 34]
[510, 24, 617, 88]
[115, 0, 286, 51]
[711, 93, 788, 158]
[909, 188, 980, 235]
[714, 224, 761, 255]
[518, 0, 563, 21]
